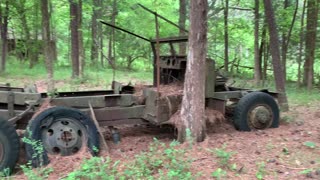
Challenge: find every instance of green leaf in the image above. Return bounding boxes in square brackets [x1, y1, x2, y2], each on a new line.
[303, 141, 316, 149]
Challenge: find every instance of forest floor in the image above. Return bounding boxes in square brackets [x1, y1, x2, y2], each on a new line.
[5, 76, 320, 179]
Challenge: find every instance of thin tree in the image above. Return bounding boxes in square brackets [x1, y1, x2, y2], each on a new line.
[179, 0, 187, 55]
[41, 0, 54, 92]
[78, 0, 84, 76]
[0, 0, 9, 73]
[297, 0, 306, 86]
[91, 0, 102, 65]
[69, 0, 80, 78]
[263, 0, 289, 111]
[303, 0, 319, 90]
[281, 0, 298, 80]
[224, 0, 229, 72]
[180, 0, 208, 142]
[108, 0, 117, 68]
[254, 0, 261, 84]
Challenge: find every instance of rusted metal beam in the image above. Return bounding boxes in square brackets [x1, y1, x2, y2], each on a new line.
[137, 3, 189, 33]
[100, 20, 150, 42]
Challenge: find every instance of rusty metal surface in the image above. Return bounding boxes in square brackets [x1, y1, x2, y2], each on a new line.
[0, 91, 41, 105]
[206, 98, 226, 115]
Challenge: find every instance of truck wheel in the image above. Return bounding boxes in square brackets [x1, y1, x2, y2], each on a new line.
[233, 92, 279, 131]
[25, 107, 99, 167]
[0, 118, 20, 173]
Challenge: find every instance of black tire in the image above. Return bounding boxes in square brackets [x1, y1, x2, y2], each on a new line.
[0, 118, 20, 173]
[233, 92, 279, 131]
[25, 107, 99, 167]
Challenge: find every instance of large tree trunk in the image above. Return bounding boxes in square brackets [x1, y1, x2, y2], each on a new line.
[41, 0, 54, 92]
[254, 0, 261, 84]
[303, 0, 319, 90]
[224, 0, 229, 72]
[179, 0, 187, 55]
[0, 0, 8, 73]
[70, 0, 80, 78]
[298, 0, 307, 87]
[180, 0, 208, 142]
[263, 0, 289, 111]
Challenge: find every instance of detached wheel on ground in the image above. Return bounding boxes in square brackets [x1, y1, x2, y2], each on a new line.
[25, 107, 99, 167]
[0, 118, 20, 173]
[233, 92, 279, 131]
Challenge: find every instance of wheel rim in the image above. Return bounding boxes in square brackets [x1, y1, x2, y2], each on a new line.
[41, 117, 87, 156]
[248, 104, 273, 129]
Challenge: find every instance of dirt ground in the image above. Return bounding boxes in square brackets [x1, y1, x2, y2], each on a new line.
[11, 103, 320, 180]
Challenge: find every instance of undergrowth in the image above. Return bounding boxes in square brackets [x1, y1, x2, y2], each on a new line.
[65, 138, 195, 180]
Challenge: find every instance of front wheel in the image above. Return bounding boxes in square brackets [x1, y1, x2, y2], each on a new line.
[0, 118, 20, 173]
[233, 92, 279, 131]
[25, 107, 99, 167]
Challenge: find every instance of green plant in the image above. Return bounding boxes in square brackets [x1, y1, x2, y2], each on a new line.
[66, 157, 121, 180]
[21, 162, 53, 180]
[211, 168, 227, 180]
[212, 145, 235, 169]
[21, 130, 54, 179]
[303, 141, 317, 149]
[123, 138, 195, 180]
[0, 168, 11, 179]
[255, 162, 266, 180]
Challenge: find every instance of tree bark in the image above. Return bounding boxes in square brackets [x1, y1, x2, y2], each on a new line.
[0, 0, 8, 72]
[254, 0, 261, 84]
[180, 0, 208, 142]
[108, 0, 117, 68]
[303, 0, 318, 90]
[179, 0, 187, 55]
[298, 0, 307, 87]
[41, 0, 54, 92]
[263, 0, 289, 111]
[91, 0, 102, 65]
[70, 0, 80, 78]
[281, 0, 298, 81]
[224, 0, 229, 72]
[78, 0, 84, 77]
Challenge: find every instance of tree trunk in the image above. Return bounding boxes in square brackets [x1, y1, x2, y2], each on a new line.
[29, 1, 40, 69]
[224, 0, 229, 72]
[281, 0, 298, 81]
[180, 0, 208, 142]
[298, 0, 307, 87]
[91, 0, 101, 65]
[108, 0, 117, 68]
[254, 0, 261, 84]
[179, 0, 187, 55]
[303, 0, 318, 90]
[0, 0, 8, 73]
[41, 0, 54, 92]
[78, 0, 84, 77]
[70, 0, 80, 78]
[263, 0, 289, 111]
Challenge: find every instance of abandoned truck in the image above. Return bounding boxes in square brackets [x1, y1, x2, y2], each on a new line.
[0, 23, 279, 172]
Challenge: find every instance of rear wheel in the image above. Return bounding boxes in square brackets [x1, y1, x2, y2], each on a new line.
[233, 92, 279, 131]
[0, 118, 20, 173]
[25, 107, 99, 167]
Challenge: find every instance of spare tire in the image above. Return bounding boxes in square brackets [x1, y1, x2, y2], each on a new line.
[25, 107, 99, 167]
[0, 118, 20, 173]
[233, 92, 279, 131]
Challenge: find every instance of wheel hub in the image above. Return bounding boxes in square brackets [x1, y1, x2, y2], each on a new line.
[248, 105, 273, 129]
[41, 118, 87, 156]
